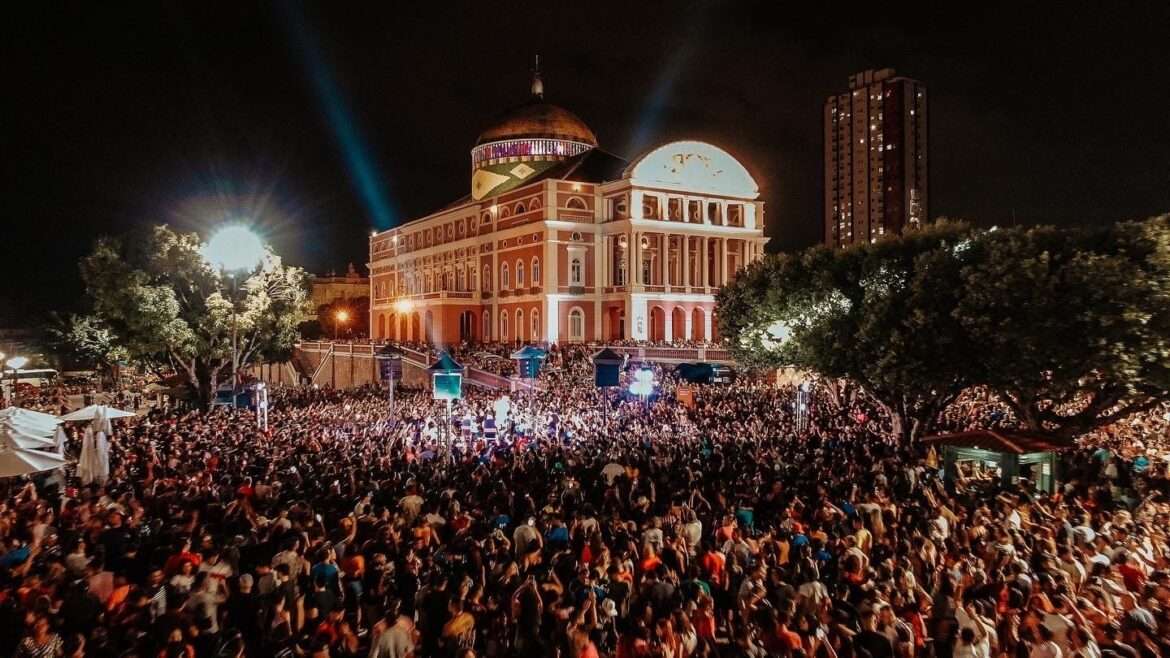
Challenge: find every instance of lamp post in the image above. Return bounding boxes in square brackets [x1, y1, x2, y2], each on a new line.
[201, 225, 266, 408]
[6, 356, 28, 406]
[394, 298, 413, 342]
[334, 309, 350, 340]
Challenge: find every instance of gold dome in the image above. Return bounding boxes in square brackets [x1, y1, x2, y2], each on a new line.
[475, 101, 598, 147]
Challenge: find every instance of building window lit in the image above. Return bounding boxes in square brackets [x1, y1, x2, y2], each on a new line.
[531, 308, 539, 338]
[568, 307, 585, 342]
[532, 257, 541, 285]
[570, 257, 583, 286]
[500, 311, 509, 340]
[516, 260, 525, 287]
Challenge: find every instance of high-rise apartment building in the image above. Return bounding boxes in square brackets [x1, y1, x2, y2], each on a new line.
[824, 68, 927, 247]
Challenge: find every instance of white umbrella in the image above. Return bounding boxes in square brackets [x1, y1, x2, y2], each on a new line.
[93, 408, 110, 484]
[0, 407, 63, 430]
[0, 416, 56, 439]
[78, 426, 97, 485]
[54, 425, 67, 453]
[59, 404, 135, 422]
[0, 422, 57, 451]
[0, 421, 68, 478]
[0, 446, 69, 478]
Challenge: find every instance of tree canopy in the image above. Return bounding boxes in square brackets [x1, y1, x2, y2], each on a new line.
[81, 225, 309, 407]
[719, 215, 1170, 442]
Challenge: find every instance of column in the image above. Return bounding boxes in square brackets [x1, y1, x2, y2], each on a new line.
[627, 235, 636, 286]
[683, 236, 691, 288]
[684, 310, 693, 339]
[719, 239, 728, 286]
[700, 237, 709, 288]
[664, 310, 674, 341]
[631, 191, 644, 220]
[601, 236, 610, 287]
[703, 309, 713, 341]
[660, 234, 669, 288]
[490, 243, 499, 340]
[543, 231, 556, 290]
[632, 232, 642, 287]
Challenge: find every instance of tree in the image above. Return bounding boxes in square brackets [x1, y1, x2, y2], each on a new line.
[719, 222, 977, 442]
[957, 216, 1170, 439]
[47, 314, 129, 391]
[81, 225, 309, 408]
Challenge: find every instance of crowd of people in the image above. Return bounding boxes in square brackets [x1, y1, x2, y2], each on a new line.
[1, 349, 1169, 658]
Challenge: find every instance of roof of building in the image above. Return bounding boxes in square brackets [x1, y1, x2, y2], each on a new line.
[920, 430, 1074, 454]
[475, 99, 598, 147]
[426, 148, 628, 217]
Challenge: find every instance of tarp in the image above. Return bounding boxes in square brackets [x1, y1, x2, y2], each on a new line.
[58, 405, 135, 422]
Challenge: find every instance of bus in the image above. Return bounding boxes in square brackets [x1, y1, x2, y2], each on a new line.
[7, 368, 59, 387]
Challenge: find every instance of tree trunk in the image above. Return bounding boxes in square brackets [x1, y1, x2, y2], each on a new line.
[191, 360, 218, 411]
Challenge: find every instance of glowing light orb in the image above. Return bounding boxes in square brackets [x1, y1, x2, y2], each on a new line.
[202, 225, 266, 272]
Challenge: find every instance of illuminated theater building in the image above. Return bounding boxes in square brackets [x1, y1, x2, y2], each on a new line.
[369, 74, 768, 344]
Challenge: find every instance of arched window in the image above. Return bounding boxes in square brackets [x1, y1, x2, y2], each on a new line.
[531, 257, 541, 286]
[642, 197, 658, 219]
[514, 202, 526, 215]
[500, 311, 509, 340]
[531, 308, 539, 339]
[568, 307, 585, 342]
[516, 260, 525, 287]
[483, 310, 491, 340]
[570, 257, 584, 286]
[566, 196, 587, 210]
[456, 269, 464, 291]
[516, 309, 525, 340]
[482, 265, 491, 291]
[529, 197, 542, 210]
[501, 263, 510, 289]
[615, 197, 628, 219]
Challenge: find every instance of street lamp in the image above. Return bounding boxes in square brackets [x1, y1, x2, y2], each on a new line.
[6, 356, 28, 406]
[202, 225, 266, 408]
[334, 309, 350, 340]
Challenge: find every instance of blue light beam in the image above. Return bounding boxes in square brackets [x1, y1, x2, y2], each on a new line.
[279, 2, 397, 230]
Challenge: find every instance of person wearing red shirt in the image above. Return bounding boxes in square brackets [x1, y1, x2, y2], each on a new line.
[1116, 553, 1146, 591]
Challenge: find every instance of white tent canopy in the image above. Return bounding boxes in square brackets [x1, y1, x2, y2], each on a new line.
[0, 422, 68, 478]
[0, 423, 57, 451]
[0, 407, 62, 432]
[0, 447, 69, 478]
[59, 405, 135, 422]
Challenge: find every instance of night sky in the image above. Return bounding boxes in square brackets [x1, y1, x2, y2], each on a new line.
[3, 1, 1168, 320]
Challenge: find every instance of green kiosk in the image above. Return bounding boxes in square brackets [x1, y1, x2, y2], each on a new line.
[921, 430, 1068, 494]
